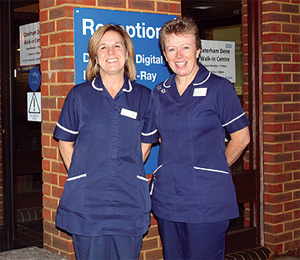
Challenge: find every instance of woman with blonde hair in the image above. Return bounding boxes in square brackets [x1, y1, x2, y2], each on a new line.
[54, 24, 158, 260]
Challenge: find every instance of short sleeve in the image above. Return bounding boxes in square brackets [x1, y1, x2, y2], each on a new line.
[216, 78, 250, 134]
[53, 87, 79, 142]
[141, 91, 159, 144]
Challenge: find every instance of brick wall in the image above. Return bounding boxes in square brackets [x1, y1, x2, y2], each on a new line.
[40, 0, 180, 259]
[242, 0, 300, 253]
[261, 0, 300, 253]
[242, 0, 300, 254]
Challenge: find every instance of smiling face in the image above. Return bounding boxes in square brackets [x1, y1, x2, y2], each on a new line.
[96, 30, 128, 78]
[163, 33, 201, 81]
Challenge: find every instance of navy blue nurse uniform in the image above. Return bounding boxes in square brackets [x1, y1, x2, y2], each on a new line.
[53, 74, 158, 237]
[152, 64, 250, 224]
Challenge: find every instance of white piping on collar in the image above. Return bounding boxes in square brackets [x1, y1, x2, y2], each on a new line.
[92, 78, 132, 92]
[122, 80, 132, 92]
[91, 78, 103, 91]
[163, 79, 171, 88]
[193, 72, 211, 86]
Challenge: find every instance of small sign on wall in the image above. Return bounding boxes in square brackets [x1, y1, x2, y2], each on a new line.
[27, 92, 41, 122]
[20, 22, 41, 66]
[200, 40, 236, 83]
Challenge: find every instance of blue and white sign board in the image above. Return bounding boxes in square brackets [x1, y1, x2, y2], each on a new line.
[74, 8, 177, 175]
[200, 40, 236, 83]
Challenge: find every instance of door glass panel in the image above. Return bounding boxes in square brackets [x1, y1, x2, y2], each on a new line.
[13, 3, 42, 248]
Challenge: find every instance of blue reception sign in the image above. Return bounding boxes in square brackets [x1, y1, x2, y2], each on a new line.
[74, 8, 176, 87]
[74, 8, 177, 175]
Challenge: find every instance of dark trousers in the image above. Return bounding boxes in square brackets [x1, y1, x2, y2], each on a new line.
[157, 217, 230, 260]
[72, 234, 143, 260]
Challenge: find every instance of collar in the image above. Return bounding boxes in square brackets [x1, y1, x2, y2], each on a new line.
[91, 74, 133, 93]
[162, 64, 211, 89]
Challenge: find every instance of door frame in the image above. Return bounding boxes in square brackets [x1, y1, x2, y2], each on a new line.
[0, 0, 17, 251]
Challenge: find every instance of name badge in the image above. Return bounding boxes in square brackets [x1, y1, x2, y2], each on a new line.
[120, 108, 137, 119]
[193, 88, 207, 97]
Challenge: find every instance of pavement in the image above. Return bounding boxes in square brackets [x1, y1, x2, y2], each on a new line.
[0, 246, 67, 260]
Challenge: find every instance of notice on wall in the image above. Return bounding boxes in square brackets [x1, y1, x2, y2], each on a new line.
[27, 92, 41, 122]
[74, 8, 176, 88]
[200, 40, 236, 83]
[20, 22, 41, 66]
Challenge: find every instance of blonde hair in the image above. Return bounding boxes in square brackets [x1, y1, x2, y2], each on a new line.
[159, 17, 201, 52]
[85, 24, 136, 81]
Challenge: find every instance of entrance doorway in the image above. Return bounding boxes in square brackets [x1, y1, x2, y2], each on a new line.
[0, 0, 41, 252]
[182, 0, 261, 253]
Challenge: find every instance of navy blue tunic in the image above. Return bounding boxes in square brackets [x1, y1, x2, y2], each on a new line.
[152, 64, 250, 223]
[53, 74, 158, 236]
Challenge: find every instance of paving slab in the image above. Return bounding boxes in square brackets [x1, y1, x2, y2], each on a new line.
[0, 246, 67, 260]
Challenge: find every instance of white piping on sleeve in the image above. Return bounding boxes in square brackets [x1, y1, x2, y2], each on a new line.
[222, 112, 245, 127]
[142, 129, 158, 136]
[57, 123, 79, 135]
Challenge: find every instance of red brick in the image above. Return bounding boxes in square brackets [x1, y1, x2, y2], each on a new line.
[50, 31, 74, 45]
[283, 24, 300, 33]
[284, 103, 300, 112]
[263, 84, 282, 93]
[264, 143, 283, 153]
[264, 133, 292, 142]
[264, 113, 292, 123]
[263, 103, 282, 112]
[262, 2, 280, 12]
[57, 45, 74, 57]
[41, 46, 56, 59]
[284, 161, 300, 172]
[43, 196, 58, 210]
[57, 18, 73, 31]
[263, 63, 282, 72]
[57, 71, 75, 83]
[52, 186, 64, 198]
[264, 211, 293, 224]
[284, 142, 300, 151]
[283, 63, 300, 72]
[264, 223, 284, 234]
[263, 13, 290, 23]
[128, 0, 154, 11]
[265, 203, 283, 214]
[284, 200, 300, 211]
[53, 236, 74, 252]
[40, 21, 55, 34]
[263, 73, 291, 82]
[264, 183, 283, 193]
[293, 53, 300, 62]
[57, 0, 95, 5]
[39, 10, 49, 22]
[144, 249, 163, 260]
[265, 172, 293, 184]
[43, 172, 58, 185]
[97, 0, 125, 8]
[282, 3, 299, 13]
[264, 164, 284, 174]
[40, 0, 55, 9]
[157, 2, 181, 13]
[50, 58, 74, 70]
[264, 192, 293, 204]
[49, 6, 74, 20]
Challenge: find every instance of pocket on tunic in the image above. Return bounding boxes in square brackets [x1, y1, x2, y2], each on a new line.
[136, 175, 151, 214]
[59, 173, 87, 213]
